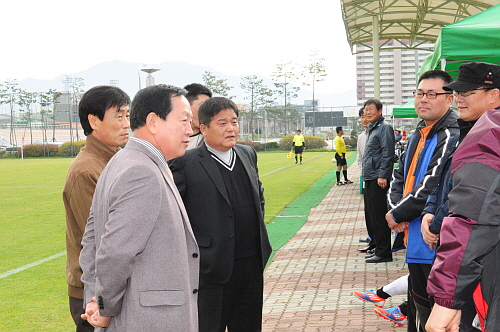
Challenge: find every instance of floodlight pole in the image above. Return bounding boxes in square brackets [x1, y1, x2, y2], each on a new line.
[373, 15, 380, 100]
[141, 68, 161, 87]
[138, 70, 141, 91]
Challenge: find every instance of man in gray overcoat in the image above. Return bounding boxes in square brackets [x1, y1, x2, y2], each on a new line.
[80, 84, 199, 331]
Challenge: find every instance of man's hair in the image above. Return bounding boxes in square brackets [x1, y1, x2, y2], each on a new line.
[363, 99, 383, 111]
[296, 130, 301, 133]
[130, 84, 187, 130]
[184, 83, 213, 105]
[199, 97, 238, 127]
[79, 86, 131, 136]
[418, 69, 453, 85]
[336, 126, 343, 134]
[358, 107, 364, 117]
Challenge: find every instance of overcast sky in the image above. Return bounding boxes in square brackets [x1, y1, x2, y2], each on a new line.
[2, 0, 356, 95]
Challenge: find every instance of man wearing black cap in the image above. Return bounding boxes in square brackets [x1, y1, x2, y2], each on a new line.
[425, 62, 500, 332]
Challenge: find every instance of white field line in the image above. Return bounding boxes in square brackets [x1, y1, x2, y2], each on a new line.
[300, 166, 315, 172]
[0, 186, 63, 188]
[260, 152, 327, 177]
[0, 153, 330, 279]
[0, 251, 66, 279]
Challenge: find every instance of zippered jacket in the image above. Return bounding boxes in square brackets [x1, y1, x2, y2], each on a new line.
[388, 108, 459, 264]
[428, 109, 500, 329]
[422, 135, 458, 235]
[423, 119, 476, 234]
[362, 116, 395, 181]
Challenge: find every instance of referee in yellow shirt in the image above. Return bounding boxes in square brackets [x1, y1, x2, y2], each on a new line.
[292, 130, 305, 164]
[334, 126, 353, 185]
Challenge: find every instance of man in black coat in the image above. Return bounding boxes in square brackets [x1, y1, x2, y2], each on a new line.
[170, 97, 272, 332]
[361, 98, 395, 263]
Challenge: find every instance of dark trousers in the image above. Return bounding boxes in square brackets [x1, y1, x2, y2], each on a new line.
[198, 254, 264, 332]
[460, 297, 481, 332]
[408, 263, 432, 332]
[363, 179, 392, 258]
[69, 297, 94, 332]
[407, 263, 479, 332]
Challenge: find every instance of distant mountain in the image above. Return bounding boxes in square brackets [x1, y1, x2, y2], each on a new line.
[16, 60, 356, 107]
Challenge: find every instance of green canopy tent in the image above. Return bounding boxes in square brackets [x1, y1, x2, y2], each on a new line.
[418, 3, 500, 78]
[396, 4, 500, 119]
[392, 99, 417, 118]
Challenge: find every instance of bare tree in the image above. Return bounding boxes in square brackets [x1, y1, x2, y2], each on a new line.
[240, 75, 275, 142]
[69, 77, 85, 142]
[40, 89, 62, 143]
[40, 89, 62, 156]
[302, 50, 327, 136]
[63, 76, 85, 156]
[17, 89, 38, 144]
[263, 107, 283, 135]
[271, 61, 301, 134]
[0, 79, 20, 146]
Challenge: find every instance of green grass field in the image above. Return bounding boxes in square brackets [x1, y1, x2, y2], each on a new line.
[0, 151, 342, 331]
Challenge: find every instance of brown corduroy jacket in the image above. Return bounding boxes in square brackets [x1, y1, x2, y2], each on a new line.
[63, 134, 117, 299]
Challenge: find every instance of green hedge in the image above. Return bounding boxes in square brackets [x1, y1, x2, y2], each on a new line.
[278, 135, 327, 150]
[237, 141, 281, 152]
[9, 137, 328, 158]
[0, 151, 18, 159]
[58, 140, 86, 157]
[16, 144, 60, 158]
[7, 140, 86, 158]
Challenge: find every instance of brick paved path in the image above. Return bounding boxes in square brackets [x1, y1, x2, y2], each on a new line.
[262, 163, 408, 331]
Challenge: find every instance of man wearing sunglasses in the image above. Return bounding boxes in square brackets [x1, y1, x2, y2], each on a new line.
[425, 62, 500, 332]
[386, 69, 459, 330]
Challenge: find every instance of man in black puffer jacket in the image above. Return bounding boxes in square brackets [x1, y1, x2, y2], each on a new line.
[361, 98, 395, 263]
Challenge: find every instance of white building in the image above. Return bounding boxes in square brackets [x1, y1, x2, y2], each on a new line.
[356, 40, 433, 106]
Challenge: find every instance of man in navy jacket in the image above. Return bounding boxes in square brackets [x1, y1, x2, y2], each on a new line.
[386, 70, 459, 330]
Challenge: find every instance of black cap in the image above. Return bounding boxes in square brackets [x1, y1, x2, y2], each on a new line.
[443, 62, 500, 92]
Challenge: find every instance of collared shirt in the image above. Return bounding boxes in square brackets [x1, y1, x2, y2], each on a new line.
[356, 130, 368, 170]
[129, 137, 171, 176]
[292, 134, 305, 146]
[334, 135, 346, 155]
[187, 132, 204, 150]
[206, 143, 236, 171]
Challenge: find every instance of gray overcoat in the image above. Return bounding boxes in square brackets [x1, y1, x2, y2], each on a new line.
[80, 139, 199, 331]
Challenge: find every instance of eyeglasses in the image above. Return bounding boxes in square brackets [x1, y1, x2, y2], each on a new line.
[413, 91, 452, 99]
[453, 88, 491, 98]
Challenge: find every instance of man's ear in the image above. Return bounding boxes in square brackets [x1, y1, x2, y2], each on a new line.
[200, 123, 208, 136]
[489, 88, 500, 104]
[88, 114, 98, 130]
[446, 93, 454, 106]
[146, 112, 158, 135]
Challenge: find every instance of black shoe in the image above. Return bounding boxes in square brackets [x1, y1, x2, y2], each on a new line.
[365, 255, 393, 263]
[365, 252, 376, 258]
[358, 245, 375, 253]
[367, 249, 375, 254]
[344, 180, 353, 184]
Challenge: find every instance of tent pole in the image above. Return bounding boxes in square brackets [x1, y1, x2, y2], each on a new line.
[440, 58, 447, 70]
[373, 15, 380, 100]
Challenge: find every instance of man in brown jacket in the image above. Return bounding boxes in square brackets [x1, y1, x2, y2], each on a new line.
[63, 85, 130, 332]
